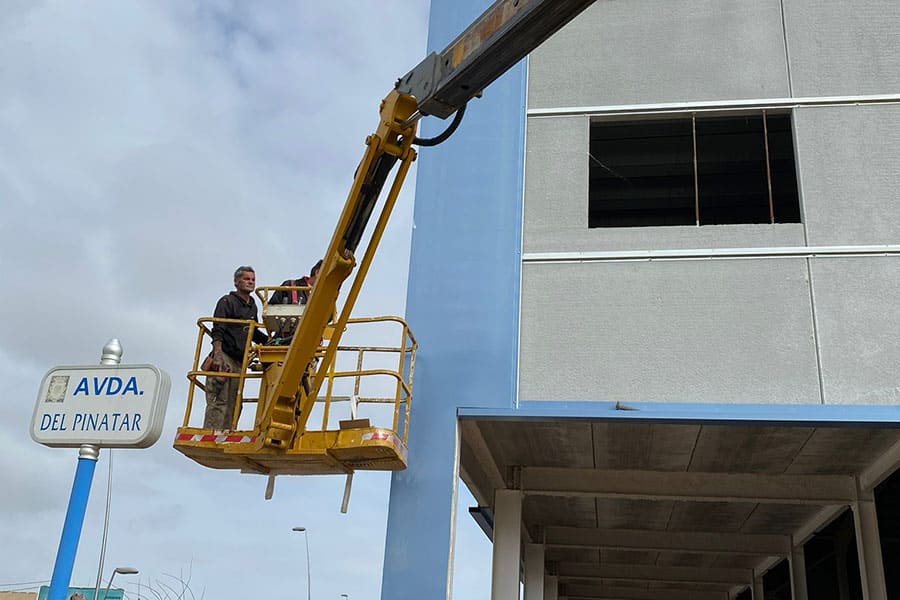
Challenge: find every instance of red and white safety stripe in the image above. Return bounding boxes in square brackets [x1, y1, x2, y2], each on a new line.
[176, 433, 256, 444]
[362, 430, 402, 446]
[363, 431, 408, 461]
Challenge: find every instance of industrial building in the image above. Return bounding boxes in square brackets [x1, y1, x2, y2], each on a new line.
[381, 1, 900, 599]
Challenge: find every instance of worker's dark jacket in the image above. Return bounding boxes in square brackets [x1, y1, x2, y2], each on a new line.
[211, 292, 267, 361]
[270, 277, 311, 305]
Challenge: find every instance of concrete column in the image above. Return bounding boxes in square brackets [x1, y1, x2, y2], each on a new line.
[852, 496, 888, 600]
[543, 575, 558, 600]
[752, 575, 764, 600]
[523, 544, 545, 600]
[788, 542, 809, 600]
[492, 489, 523, 600]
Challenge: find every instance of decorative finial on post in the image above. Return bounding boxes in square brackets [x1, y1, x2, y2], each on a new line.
[100, 339, 123, 366]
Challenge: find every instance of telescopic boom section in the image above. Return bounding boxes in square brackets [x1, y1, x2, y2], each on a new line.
[396, 0, 596, 119]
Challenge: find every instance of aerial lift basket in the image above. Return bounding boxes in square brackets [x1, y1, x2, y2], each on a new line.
[174, 290, 416, 477]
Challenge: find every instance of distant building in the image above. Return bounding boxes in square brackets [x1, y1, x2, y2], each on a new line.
[36, 588, 123, 600]
[383, 1, 900, 600]
[0, 592, 37, 600]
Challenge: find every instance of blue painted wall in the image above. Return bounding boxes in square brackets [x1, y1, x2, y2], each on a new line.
[380, 0, 527, 598]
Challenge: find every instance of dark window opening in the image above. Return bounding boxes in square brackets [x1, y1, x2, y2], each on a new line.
[875, 467, 900, 597]
[589, 113, 800, 228]
[804, 509, 864, 600]
[762, 558, 792, 600]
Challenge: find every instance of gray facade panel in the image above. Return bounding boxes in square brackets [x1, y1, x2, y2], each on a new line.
[784, 1, 900, 97]
[519, 260, 820, 404]
[524, 116, 589, 250]
[794, 105, 900, 246]
[523, 115, 807, 253]
[527, 0, 790, 109]
[810, 257, 900, 405]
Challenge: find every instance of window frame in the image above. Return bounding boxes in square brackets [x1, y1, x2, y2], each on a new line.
[588, 109, 801, 228]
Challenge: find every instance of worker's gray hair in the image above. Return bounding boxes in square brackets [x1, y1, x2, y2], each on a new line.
[234, 265, 255, 280]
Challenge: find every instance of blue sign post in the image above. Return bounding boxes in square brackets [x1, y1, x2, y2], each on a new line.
[47, 444, 101, 600]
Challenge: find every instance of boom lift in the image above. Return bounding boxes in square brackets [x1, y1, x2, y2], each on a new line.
[174, 0, 597, 482]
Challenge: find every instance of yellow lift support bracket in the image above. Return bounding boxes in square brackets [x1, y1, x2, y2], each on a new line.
[264, 91, 418, 451]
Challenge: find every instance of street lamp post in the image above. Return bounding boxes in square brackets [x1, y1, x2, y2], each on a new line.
[103, 566, 138, 599]
[292, 527, 312, 600]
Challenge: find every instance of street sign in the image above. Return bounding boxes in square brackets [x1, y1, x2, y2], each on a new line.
[31, 364, 170, 448]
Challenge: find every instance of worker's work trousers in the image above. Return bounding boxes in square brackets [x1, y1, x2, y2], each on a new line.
[204, 353, 242, 430]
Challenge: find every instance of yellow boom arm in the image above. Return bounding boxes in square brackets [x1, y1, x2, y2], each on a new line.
[248, 0, 599, 450]
[259, 92, 419, 449]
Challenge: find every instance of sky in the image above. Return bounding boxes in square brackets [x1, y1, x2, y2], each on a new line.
[0, 1, 493, 598]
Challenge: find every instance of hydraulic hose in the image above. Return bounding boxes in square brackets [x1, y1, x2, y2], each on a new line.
[413, 104, 467, 147]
